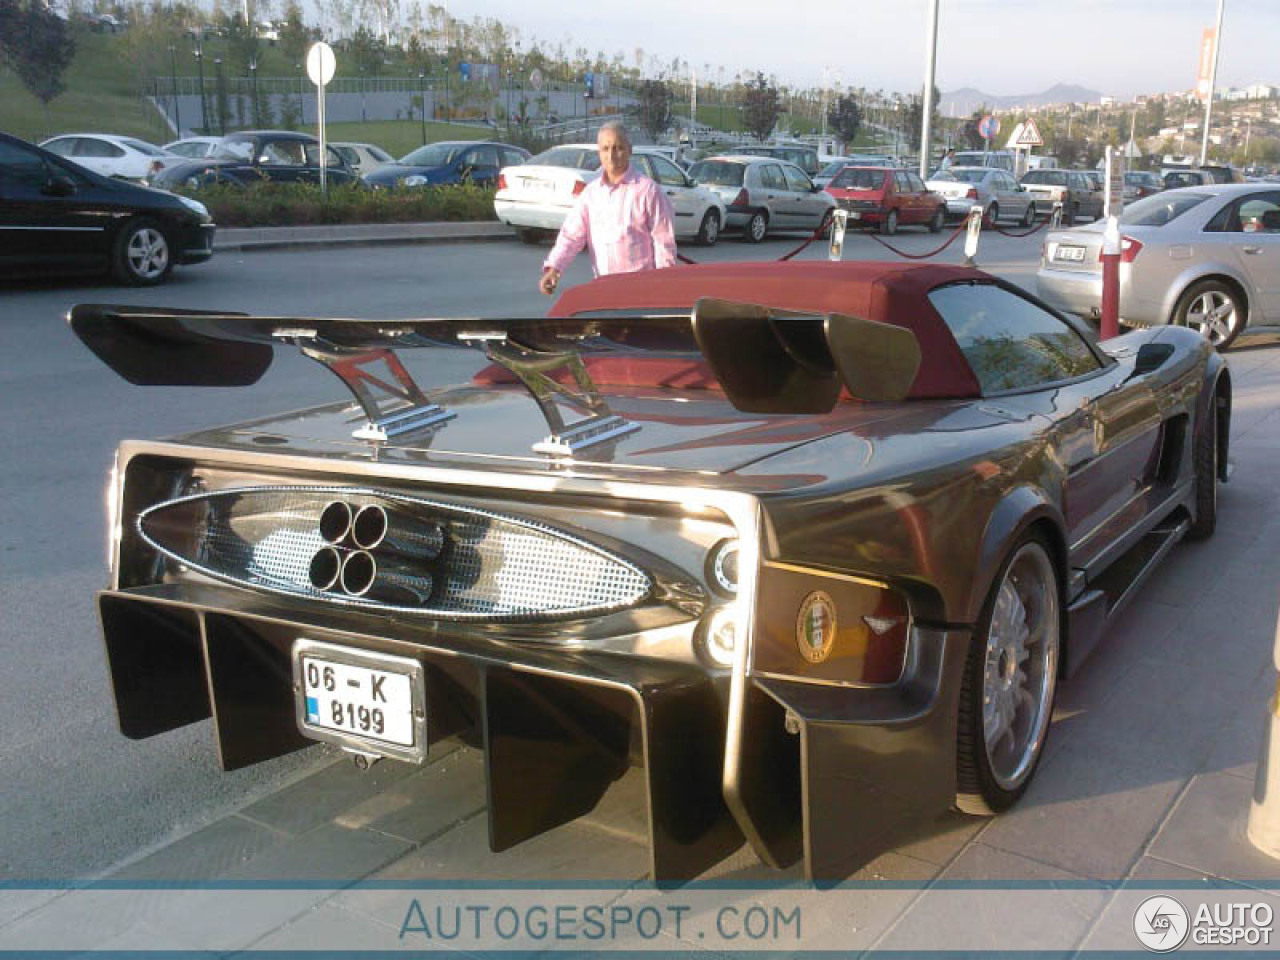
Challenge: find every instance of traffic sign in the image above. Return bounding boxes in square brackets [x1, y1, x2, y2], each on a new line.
[1015, 118, 1044, 147]
[305, 42, 335, 86]
[978, 114, 1000, 140]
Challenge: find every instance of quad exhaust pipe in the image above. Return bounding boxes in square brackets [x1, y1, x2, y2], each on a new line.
[311, 500, 443, 606]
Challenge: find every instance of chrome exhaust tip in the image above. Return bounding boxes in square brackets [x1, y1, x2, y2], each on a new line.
[340, 549, 377, 597]
[319, 500, 354, 545]
[351, 503, 444, 560]
[308, 546, 343, 591]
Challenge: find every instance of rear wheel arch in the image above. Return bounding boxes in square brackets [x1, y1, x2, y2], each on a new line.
[1171, 272, 1250, 329]
[970, 489, 1067, 624]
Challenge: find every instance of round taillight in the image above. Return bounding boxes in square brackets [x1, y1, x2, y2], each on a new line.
[705, 539, 739, 597]
[697, 606, 738, 667]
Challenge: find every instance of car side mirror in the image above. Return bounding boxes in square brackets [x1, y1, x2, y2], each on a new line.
[43, 176, 77, 197]
[811, 184, 823, 193]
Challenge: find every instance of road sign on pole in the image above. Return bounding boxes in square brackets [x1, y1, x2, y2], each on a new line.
[978, 114, 1000, 140]
[306, 42, 336, 198]
[1014, 117, 1043, 147]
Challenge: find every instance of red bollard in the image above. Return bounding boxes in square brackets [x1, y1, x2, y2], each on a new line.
[1099, 216, 1121, 340]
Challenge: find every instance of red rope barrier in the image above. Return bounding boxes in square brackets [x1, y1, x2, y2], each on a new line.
[777, 219, 832, 261]
[862, 221, 968, 260]
[984, 211, 1057, 239]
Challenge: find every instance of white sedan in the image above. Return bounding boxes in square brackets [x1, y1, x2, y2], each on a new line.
[494, 144, 727, 246]
[40, 133, 185, 182]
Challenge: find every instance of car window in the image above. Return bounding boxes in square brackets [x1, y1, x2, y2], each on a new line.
[832, 168, 886, 190]
[334, 146, 357, 165]
[630, 155, 654, 180]
[907, 173, 927, 192]
[122, 139, 163, 156]
[929, 282, 1101, 394]
[648, 155, 688, 187]
[1231, 193, 1280, 233]
[168, 142, 205, 158]
[369, 146, 394, 163]
[463, 145, 499, 168]
[1121, 191, 1210, 226]
[687, 160, 744, 186]
[759, 164, 787, 190]
[77, 138, 124, 158]
[0, 140, 55, 188]
[42, 137, 77, 157]
[498, 148, 526, 167]
[781, 164, 812, 192]
[263, 140, 306, 165]
[213, 138, 256, 161]
[944, 168, 987, 186]
[818, 160, 848, 178]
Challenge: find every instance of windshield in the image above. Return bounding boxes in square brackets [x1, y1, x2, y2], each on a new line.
[1119, 191, 1211, 226]
[399, 143, 465, 166]
[212, 137, 257, 161]
[831, 168, 886, 190]
[530, 147, 600, 170]
[818, 161, 849, 177]
[687, 161, 744, 186]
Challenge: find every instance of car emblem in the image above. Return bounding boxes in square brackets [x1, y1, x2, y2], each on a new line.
[796, 591, 837, 663]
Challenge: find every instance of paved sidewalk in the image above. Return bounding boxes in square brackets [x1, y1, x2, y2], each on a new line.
[2, 339, 1279, 956]
[214, 221, 514, 252]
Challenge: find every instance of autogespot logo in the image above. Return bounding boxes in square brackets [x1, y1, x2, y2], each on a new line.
[1134, 895, 1191, 952]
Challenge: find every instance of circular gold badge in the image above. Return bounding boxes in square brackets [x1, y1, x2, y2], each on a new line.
[796, 591, 837, 663]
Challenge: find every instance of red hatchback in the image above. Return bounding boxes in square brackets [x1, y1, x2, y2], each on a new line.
[824, 166, 947, 235]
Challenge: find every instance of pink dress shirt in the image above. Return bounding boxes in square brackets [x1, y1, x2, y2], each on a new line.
[543, 165, 678, 277]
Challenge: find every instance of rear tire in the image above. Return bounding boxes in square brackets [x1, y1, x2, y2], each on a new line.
[881, 208, 898, 236]
[929, 207, 945, 233]
[742, 210, 768, 243]
[515, 227, 543, 245]
[112, 218, 172, 286]
[956, 535, 1061, 816]
[1021, 202, 1036, 227]
[983, 202, 999, 228]
[695, 208, 721, 246]
[1173, 279, 1246, 349]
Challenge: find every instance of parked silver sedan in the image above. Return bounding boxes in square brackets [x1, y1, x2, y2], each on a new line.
[687, 155, 835, 242]
[1036, 184, 1280, 348]
[925, 166, 1037, 226]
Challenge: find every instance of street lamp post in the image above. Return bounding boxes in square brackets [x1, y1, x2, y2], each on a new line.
[249, 57, 258, 127]
[168, 44, 181, 135]
[418, 72, 427, 144]
[192, 32, 207, 133]
[214, 57, 225, 135]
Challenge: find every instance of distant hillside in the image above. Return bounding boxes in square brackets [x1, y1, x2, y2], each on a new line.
[941, 84, 1102, 117]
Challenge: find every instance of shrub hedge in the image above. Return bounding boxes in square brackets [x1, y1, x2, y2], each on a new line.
[177, 182, 498, 228]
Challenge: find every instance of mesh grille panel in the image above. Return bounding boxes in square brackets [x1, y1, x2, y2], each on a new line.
[138, 486, 652, 620]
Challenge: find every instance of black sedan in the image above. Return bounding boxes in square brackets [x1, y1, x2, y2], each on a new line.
[151, 130, 359, 189]
[0, 131, 215, 285]
[363, 140, 530, 189]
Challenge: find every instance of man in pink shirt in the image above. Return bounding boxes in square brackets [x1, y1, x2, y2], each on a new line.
[538, 122, 678, 295]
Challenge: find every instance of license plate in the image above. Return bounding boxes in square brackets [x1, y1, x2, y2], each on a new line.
[523, 178, 553, 193]
[293, 638, 426, 763]
[1055, 244, 1086, 262]
[849, 210, 862, 220]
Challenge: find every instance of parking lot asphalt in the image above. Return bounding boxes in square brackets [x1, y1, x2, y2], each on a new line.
[1, 233, 1278, 956]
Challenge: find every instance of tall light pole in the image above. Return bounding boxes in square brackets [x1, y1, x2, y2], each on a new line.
[249, 57, 258, 127]
[919, 0, 940, 178]
[1200, 0, 1226, 165]
[419, 72, 427, 144]
[192, 32, 207, 133]
[168, 44, 181, 135]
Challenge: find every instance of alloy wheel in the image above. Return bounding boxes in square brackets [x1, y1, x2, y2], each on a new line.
[1184, 289, 1240, 347]
[126, 228, 170, 280]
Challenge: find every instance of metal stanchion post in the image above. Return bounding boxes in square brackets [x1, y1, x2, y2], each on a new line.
[828, 209, 848, 261]
[1099, 216, 1121, 340]
[1050, 201, 1063, 229]
[1248, 610, 1280, 859]
[963, 206, 983, 267]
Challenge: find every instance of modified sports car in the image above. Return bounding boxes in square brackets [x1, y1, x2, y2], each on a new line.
[72, 261, 1231, 882]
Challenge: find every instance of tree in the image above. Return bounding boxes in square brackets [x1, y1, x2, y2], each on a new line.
[631, 78, 671, 139]
[827, 94, 861, 143]
[903, 84, 941, 153]
[0, 0, 76, 127]
[742, 71, 780, 141]
[279, 0, 311, 64]
[958, 109, 988, 150]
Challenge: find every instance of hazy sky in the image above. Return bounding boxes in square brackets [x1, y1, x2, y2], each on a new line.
[438, 0, 1277, 98]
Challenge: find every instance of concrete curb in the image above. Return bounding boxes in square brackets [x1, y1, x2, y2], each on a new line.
[213, 222, 515, 253]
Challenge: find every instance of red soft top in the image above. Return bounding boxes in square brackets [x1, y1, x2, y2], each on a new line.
[549, 261, 986, 400]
